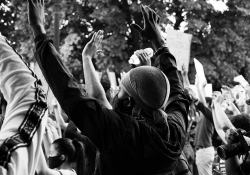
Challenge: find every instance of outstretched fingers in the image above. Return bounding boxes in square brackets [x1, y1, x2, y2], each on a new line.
[140, 5, 147, 28]
[147, 6, 160, 24]
[41, 0, 44, 6]
[89, 32, 97, 44]
[94, 30, 103, 46]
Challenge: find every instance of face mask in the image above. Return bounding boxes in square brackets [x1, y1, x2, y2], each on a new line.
[48, 155, 65, 169]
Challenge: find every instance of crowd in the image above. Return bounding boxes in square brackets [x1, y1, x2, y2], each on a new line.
[0, 0, 250, 175]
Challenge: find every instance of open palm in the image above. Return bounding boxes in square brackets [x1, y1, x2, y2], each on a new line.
[82, 30, 103, 59]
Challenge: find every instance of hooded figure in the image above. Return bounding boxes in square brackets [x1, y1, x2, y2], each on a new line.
[119, 66, 170, 124]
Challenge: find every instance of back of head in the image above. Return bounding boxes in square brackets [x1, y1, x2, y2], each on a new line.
[120, 66, 170, 123]
[53, 138, 87, 175]
[205, 97, 212, 108]
[230, 114, 250, 132]
[121, 66, 170, 111]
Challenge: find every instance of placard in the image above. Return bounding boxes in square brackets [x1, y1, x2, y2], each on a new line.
[204, 84, 213, 97]
[194, 58, 207, 84]
[234, 75, 249, 88]
[107, 71, 117, 89]
[166, 29, 193, 70]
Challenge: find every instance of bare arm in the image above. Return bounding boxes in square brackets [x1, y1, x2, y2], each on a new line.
[212, 106, 227, 144]
[195, 75, 207, 106]
[212, 92, 235, 143]
[225, 156, 241, 175]
[82, 31, 112, 109]
[181, 65, 190, 88]
[53, 99, 68, 131]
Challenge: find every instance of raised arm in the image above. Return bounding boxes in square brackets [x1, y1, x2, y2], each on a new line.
[52, 99, 68, 131]
[28, 0, 129, 151]
[181, 65, 191, 88]
[212, 92, 235, 144]
[196, 101, 213, 122]
[131, 5, 188, 131]
[82, 30, 112, 109]
[195, 75, 207, 106]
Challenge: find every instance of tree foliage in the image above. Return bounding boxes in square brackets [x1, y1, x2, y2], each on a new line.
[1, 0, 250, 90]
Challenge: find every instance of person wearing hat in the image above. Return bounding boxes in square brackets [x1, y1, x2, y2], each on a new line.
[28, 0, 189, 174]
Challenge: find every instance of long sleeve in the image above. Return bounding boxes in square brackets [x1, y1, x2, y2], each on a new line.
[34, 34, 132, 152]
[196, 101, 213, 123]
[153, 48, 189, 132]
[0, 34, 48, 175]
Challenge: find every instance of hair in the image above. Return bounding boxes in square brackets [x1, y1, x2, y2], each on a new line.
[205, 97, 212, 109]
[53, 138, 87, 175]
[230, 114, 250, 132]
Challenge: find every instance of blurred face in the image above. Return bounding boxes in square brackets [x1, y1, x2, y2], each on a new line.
[49, 144, 59, 157]
[112, 86, 132, 113]
[48, 144, 66, 169]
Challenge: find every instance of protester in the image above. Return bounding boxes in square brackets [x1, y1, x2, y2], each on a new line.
[64, 121, 99, 175]
[36, 138, 86, 175]
[27, 0, 189, 174]
[0, 33, 48, 175]
[186, 87, 214, 175]
[82, 29, 192, 175]
[211, 91, 250, 175]
[226, 114, 250, 175]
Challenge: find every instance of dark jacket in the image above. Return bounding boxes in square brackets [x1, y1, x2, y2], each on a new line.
[34, 34, 189, 175]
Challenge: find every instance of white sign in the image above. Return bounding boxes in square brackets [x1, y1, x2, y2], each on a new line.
[204, 84, 213, 97]
[234, 75, 249, 88]
[96, 71, 103, 81]
[194, 58, 207, 84]
[166, 29, 193, 71]
[107, 71, 117, 89]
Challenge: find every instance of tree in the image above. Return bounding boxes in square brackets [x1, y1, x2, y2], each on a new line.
[2, 0, 250, 90]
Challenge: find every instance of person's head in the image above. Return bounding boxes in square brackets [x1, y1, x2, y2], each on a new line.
[205, 97, 212, 109]
[230, 114, 250, 132]
[49, 138, 86, 175]
[117, 66, 170, 122]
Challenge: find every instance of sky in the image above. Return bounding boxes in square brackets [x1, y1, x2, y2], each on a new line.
[165, 0, 228, 32]
[208, 0, 228, 11]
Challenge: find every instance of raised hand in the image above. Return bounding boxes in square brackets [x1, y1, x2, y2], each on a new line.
[82, 30, 104, 60]
[212, 91, 224, 105]
[27, 0, 46, 37]
[134, 49, 151, 66]
[225, 128, 245, 144]
[185, 87, 198, 102]
[130, 5, 165, 49]
[118, 71, 127, 87]
[221, 85, 234, 101]
[182, 65, 188, 76]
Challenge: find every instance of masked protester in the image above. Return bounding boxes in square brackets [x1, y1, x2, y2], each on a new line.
[36, 138, 87, 175]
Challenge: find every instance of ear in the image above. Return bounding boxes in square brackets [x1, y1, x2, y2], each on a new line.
[60, 155, 66, 161]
